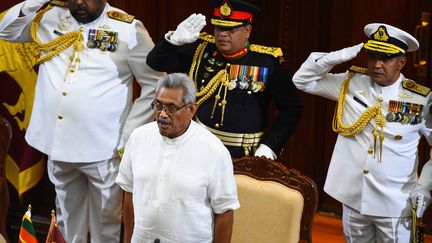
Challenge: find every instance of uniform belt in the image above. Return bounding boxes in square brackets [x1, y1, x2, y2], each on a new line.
[197, 119, 263, 147]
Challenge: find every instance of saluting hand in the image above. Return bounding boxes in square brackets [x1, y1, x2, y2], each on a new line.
[21, 0, 51, 16]
[166, 13, 206, 46]
[316, 43, 364, 68]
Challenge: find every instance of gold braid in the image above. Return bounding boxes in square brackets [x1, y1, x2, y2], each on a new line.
[332, 71, 386, 161]
[189, 41, 230, 108]
[196, 69, 228, 107]
[30, 5, 83, 64]
[189, 42, 208, 87]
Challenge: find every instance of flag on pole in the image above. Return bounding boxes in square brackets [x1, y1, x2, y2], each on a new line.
[19, 205, 38, 243]
[0, 8, 45, 198]
[45, 210, 66, 243]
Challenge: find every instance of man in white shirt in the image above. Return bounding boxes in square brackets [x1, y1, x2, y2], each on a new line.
[293, 23, 432, 242]
[0, 0, 163, 242]
[116, 73, 240, 243]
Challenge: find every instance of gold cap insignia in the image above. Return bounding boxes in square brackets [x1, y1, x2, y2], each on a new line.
[373, 26, 389, 42]
[219, 2, 232, 17]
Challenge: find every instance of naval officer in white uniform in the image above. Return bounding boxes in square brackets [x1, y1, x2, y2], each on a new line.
[293, 23, 432, 242]
[0, 0, 164, 242]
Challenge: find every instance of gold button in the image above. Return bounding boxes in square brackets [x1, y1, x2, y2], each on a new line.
[215, 123, 220, 128]
[247, 91, 252, 95]
[363, 169, 369, 174]
[62, 92, 68, 96]
[201, 79, 205, 83]
[58, 115, 63, 120]
[218, 103, 222, 107]
[394, 135, 403, 140]
[378, 97, 383, 102]
[367, 149, 373, 154]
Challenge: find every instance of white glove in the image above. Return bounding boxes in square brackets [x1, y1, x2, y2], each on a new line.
[254, 144, 276, 160]
[21, 0, 50, 15]
[411, 161, 432, 218]
[316, 43, 364, 69]
[165, 13, 206, 46]
[410, 183, 432, 218]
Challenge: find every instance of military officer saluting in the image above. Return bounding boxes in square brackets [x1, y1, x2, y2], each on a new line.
[0, 0, 163, 241]
[147, 0, 303, 159]
[293, 23, 432, 242]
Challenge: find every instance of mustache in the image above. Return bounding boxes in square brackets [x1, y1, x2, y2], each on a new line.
[157, 118, 172, 126]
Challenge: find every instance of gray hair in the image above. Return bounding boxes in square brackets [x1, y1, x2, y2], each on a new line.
[156, 73, 196, 105]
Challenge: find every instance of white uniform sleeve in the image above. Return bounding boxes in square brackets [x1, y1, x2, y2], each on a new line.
[292, 52, 347, 101]
[420, 93, 432, 145]
[119, 20, 165, 147]
[418, 94, 432, 190]
[208, 149, 240, 214]
[0, 2, 33, 42]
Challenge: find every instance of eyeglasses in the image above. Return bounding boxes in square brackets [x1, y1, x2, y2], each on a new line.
[151, 100, 188, 115]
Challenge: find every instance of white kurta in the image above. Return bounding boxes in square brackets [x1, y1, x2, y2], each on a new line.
[293, 53, 432, 217]
[116, 121, 240, 243]
[0, 3, 163, 162]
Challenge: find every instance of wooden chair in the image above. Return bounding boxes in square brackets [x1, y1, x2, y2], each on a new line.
[232, 156, 318, 243]
[0, 117, 11, 242]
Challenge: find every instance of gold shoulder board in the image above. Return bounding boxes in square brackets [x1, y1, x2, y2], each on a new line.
[402, 80, 430, 97]
[49, 0, 68, 8]
[349, 66, 368, 74]
[107, 10, 135, 24]
[198, 32, 215, 43]
[249, 44, 283, 59]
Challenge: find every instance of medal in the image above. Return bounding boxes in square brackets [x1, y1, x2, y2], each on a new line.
[87, 29, 118, 52]
[207, 57, 215, 65]
[388, 100, 424, 125]
[395, 112, 403, 122]
[386, 112, 396, 122]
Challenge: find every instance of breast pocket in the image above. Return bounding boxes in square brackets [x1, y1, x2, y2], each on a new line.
[384, 122, 422, 152]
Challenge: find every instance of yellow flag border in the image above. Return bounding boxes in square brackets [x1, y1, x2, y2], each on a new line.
[6, 155, 45, 198]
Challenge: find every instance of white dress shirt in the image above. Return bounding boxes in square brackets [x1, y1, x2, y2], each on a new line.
[116, 121, 240, 242]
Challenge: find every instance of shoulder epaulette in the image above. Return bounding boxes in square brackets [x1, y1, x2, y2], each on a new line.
[197, 33, 283, 61]
[107, 10, 134, 24]
[349, 66, 368, 74]
[249, 44, 283, 59]
[402, 80, 430, 97]
[198, 32, 215, 43]
[48, 0, 68, 8]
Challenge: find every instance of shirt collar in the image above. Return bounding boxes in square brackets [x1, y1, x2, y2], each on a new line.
[374, 73, 404, 99]
[161, 120, 196, 145]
